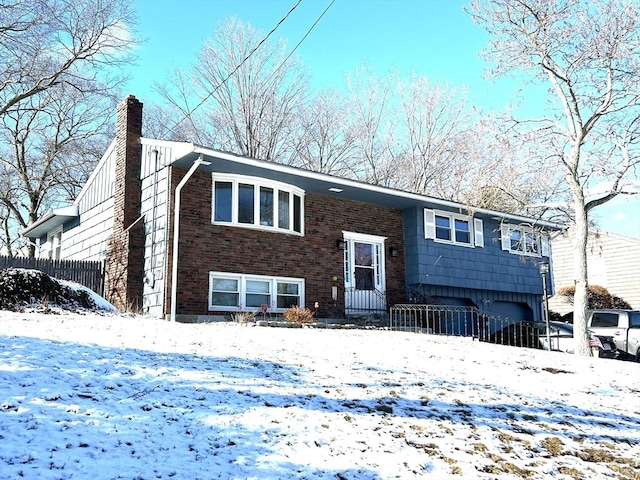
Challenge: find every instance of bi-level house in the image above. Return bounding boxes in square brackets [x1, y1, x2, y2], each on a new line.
[23, 96, 562, 324]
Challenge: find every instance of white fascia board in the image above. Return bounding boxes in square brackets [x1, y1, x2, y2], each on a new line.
[176, 143, 565, 231]
[22, 205, 80, 239]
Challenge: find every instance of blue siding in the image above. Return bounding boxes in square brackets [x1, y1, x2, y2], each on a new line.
[402, 206, 551, 322]
[403, 207, 547, 296]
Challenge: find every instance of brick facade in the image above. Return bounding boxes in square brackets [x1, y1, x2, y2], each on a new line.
[164, 168, 406, 318]
[105, 95, 144, 311]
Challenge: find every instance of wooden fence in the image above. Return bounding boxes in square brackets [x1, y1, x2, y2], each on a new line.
[0, 256, 105, 296]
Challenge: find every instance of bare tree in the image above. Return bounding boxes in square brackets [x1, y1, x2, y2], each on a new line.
[469, 0, 640, 356]
[157, 17, 309, 161]
[0, 0, 139, 256]
[393, 78, 467, 194]
[0, 0, 137, 117]
[289, 89, 358, 176]
[345, 66, 399, 186]
[0, 85, 117, 256]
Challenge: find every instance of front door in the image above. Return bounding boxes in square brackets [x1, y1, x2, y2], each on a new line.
[343, 233, 386, 313]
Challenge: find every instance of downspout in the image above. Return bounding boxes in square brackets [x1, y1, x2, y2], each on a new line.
[170, 155, 211, 322]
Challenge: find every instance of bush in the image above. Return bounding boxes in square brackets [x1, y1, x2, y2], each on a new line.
[556, 285, 631, 310]
[231, 310, 257, 324]
[0, 268, 98, 311]
[283, 305, 315, 324]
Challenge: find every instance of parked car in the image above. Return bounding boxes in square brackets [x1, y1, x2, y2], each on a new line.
[585, 309, 640, 362]
[538, 321, 618, 358]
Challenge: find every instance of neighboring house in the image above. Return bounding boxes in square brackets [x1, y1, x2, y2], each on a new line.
[22, 96, 562, 323]
[549, 228, 640, 313]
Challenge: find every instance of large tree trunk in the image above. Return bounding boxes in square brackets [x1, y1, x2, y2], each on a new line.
[572, 192, 592, 357]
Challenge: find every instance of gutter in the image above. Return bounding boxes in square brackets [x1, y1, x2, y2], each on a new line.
[170, 155, 210, 322]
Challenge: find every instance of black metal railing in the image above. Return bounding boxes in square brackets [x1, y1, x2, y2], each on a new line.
[344, 287, 387, 315]
[389, 304, 542, 349]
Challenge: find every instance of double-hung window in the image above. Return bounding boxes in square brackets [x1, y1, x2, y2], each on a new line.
[213, 175, 304, 234]
[209, 272, 304, 312]
[500, 224, 550, 257]
[425, 209, 483, 247]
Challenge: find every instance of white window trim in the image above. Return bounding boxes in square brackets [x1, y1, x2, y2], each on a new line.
[342, 231, 388, 292]
[208, 271, 305, 312]
[424, 208, 483, 248]
[500, 224, 550, 257]
[212, 174, 305, 235]
[46, 226, 63, 260]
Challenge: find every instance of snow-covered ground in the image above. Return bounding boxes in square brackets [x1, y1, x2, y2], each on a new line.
[1, 310, 639, 480]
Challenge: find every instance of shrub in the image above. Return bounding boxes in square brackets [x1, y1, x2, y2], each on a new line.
[0, 268, 97, 311]
[231, 310, 256, 324]
[283, 305, 315, 324]
[556, 285, 631, 310]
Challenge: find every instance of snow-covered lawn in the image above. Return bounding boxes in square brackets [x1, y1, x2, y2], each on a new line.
[1, 310, 639, 479]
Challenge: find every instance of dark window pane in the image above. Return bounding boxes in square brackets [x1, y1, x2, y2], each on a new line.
[277, 294, 299, 309]
[212, 278, 238, 291]
[211, 277, 239, 307]
[238, 184, 254, 224]
[214, 182, 232, 222]
[355, 267, 374, 290]
[211, 292, 239, 306]
[277, 283, 299, 295]
[260, 187, 274, 226]
[277, 282, 299, 309]
[278, 191, 290, 229]
[525, 233, 539, 254]
[591, 313, 619, 328]
[354, 242, 372, 267]
[247, 294, 270, 308]
[293, 194, 301, 233]
[435, 215, 451, 241]
[510, 230, 522, 251]
[454, 219, 470, 244]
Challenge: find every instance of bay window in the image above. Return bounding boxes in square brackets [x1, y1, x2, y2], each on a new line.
[213, 175, 304, 234]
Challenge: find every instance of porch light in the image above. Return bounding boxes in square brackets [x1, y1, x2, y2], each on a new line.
[389, 246, 398, 257]
[336, 239, 346, 250]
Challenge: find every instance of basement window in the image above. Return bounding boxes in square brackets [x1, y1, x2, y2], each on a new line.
[208, 272, 304, 312]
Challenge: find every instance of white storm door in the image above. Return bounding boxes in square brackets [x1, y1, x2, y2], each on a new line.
[343, 233, 386, 312]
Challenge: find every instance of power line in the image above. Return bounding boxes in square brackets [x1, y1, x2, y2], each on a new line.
[163, 0, 303, 139]
[262, 0, 336, 89]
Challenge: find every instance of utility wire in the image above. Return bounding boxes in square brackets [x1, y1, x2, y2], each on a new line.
[261, 0, 336, 89]
[164, 0, 303, 139]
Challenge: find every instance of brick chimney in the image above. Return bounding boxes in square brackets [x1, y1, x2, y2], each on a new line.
[105, 95, 145, 311]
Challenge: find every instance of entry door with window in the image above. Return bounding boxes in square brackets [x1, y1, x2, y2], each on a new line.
[343, 233, 386, 313]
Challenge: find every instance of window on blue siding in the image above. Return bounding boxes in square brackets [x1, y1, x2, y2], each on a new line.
[500, 224, 548, 257]
[212, 174, 304, 235]
[425, 209, 479, 247]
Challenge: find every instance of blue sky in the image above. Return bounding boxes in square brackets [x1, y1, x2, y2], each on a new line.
[127, 0, 640, 238]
